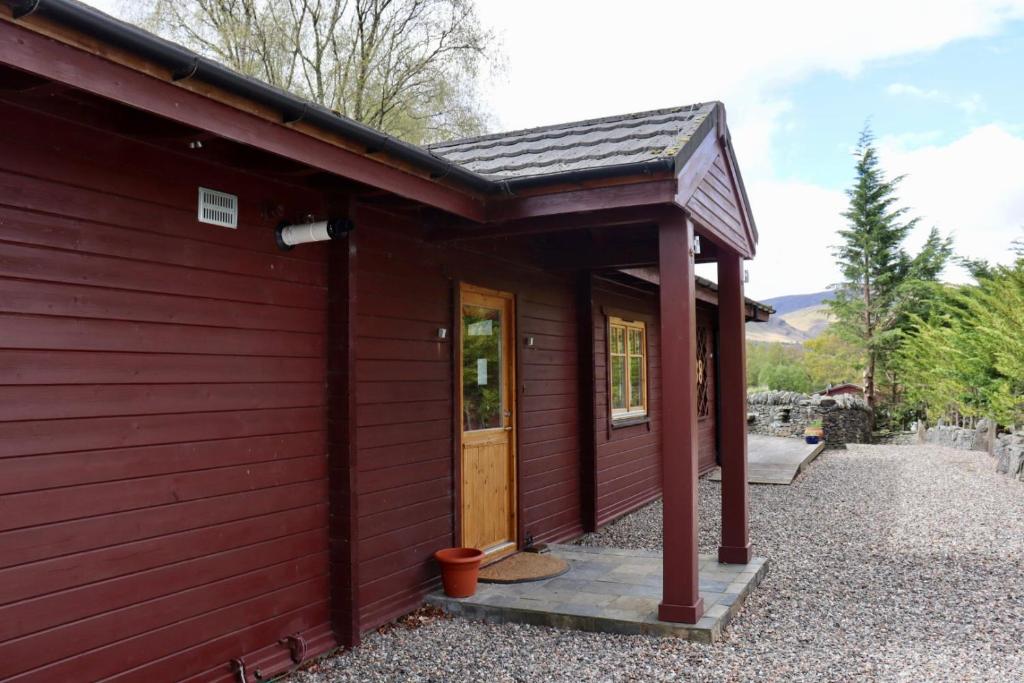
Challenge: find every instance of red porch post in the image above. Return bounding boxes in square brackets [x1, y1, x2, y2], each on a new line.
[657, 212, 704, 624]
[717, 251, 751, 564]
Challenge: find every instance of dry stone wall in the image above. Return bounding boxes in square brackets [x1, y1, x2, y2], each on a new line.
[917, 421, 1024, 483]
[746, 391, 872, 448]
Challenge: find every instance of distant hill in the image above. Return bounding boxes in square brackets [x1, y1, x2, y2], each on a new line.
[747, 291, 834, 345]
[760, 290, 834, 316]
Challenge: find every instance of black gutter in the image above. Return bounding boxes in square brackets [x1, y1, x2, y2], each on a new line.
[4, 0, 693, 201]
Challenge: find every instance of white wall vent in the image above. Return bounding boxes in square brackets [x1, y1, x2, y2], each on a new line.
[197, 187, 238, 228]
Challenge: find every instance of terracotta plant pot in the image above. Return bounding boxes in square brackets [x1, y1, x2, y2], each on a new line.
[434, 547, 485, 598]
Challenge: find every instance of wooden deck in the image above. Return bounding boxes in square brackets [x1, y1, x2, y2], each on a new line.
[709, 435, 825, 485]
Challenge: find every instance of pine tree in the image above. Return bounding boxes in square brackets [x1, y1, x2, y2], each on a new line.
[829, 126, 951, 429]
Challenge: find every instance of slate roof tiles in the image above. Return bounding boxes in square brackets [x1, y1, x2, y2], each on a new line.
[429, 102, 718, 181]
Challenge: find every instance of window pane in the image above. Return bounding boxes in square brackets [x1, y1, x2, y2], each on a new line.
[629, 356, 644, 409]
[628, 328, 643, 356]
[462, 304, 502, 430]
[610, 326, 625, 354]
[610, 356, 626, 410]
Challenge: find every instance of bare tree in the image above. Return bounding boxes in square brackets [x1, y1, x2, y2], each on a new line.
[124, 0, 496, 144]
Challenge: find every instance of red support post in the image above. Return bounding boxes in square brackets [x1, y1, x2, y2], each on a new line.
[657, 212, 704, 624]
[717, 251, 751, 564]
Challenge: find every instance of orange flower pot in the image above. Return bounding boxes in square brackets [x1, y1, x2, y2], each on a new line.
[434, 547, 485, 598]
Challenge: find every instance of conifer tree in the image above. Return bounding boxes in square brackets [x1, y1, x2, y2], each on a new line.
[829, 127, 951, 428]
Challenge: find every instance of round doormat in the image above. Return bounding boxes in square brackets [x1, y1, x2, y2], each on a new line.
[478, 552, 570, 584]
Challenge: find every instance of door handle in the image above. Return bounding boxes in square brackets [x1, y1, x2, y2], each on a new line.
[504, 425, 513, 432]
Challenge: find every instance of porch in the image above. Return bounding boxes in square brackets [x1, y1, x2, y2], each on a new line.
[427, 545, 768, 643]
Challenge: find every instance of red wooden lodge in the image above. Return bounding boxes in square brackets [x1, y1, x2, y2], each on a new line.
[0, 1, 771, 680]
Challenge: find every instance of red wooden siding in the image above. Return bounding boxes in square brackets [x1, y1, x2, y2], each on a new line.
[592, 277, 718, 527]
[0, 102, 335, 682]
[592, 278, 663, 526]
[685, 153, 749, 256]
[352, 213, 582, 630]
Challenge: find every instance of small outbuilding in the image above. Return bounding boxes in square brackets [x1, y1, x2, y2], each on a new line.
[0, 2, 767, 681]
[817, 383, 864, 397]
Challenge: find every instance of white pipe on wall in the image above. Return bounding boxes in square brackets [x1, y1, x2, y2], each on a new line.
[276, 218, 353, 250]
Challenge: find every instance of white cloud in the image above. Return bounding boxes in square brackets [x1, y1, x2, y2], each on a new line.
[475, 0, 1024, 175]
[878, 124, 1024, 273]
[886, 82, 985, 115]
[741, 125, 1024, 298]
[741, 180, 848, 299]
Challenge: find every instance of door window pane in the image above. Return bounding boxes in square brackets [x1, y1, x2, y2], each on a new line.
[462, 304, 502, 430]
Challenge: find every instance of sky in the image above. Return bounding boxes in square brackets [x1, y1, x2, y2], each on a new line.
[87, 0, 1024, 299]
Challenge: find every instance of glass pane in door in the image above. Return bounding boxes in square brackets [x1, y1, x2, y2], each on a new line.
[462, 304, 503, 430]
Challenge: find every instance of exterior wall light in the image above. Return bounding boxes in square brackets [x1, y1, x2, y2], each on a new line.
[524, 336, 536, 348]
[437, 327, 448, 340]
[693, 235, 701, 255]
[275, 218, 353, 250]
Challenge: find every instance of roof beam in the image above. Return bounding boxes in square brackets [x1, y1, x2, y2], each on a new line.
[537, 241, 659, 271]
[488, 179, 676, 222]
[429, 205, 664, 242]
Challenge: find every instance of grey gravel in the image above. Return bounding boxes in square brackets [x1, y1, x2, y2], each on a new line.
[292, 445, 1024, 682]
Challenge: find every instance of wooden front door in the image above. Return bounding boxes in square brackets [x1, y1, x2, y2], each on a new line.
[458, 284, 517, 558]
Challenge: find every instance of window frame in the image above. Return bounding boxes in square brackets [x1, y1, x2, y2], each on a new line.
[607, 315, 649, 422]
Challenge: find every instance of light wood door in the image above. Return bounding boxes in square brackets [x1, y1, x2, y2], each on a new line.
[459, 284, 516, 557]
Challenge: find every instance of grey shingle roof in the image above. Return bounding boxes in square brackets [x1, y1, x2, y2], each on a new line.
[428, 103, 718, 181]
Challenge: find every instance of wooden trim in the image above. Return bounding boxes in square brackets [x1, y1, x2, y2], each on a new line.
[327, 229, 359, 647]
[600, 306, 654, 325]
[576, 273, 598, 533]
[673, 128, 720, 207]
[450, 278, 463, 548]
[488, 179, 677, 222]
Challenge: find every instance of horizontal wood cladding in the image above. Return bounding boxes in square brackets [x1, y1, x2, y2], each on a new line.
[592, 279, 719, 527]
[685, 153, 752, 257]
[0, 102, 335, 682]
[352, 210, 582, 631]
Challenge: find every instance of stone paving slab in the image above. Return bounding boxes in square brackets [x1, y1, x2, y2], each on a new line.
[427, 544, 769, 643]
[709, 435, 825, 485]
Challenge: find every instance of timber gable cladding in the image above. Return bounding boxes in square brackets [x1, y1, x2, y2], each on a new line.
[0, 5, 766, 680]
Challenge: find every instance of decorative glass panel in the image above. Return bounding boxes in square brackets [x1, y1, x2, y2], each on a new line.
[629, 356, 643, 408]
[610, 356, 626, 410]
[696, 326, 710, 418]
[462, 304, 502, 430]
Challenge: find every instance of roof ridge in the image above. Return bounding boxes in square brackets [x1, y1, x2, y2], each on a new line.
[429, 102, 714, 151]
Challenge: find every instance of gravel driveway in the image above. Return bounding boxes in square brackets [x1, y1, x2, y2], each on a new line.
[294, 444, 1024, 682]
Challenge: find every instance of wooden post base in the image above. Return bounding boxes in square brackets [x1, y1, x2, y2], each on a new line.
[658, 598, 705, 624]
[718, 543, 752, 565]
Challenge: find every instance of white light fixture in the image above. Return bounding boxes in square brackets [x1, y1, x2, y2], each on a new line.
[437, 327, 448, 340]
[524, 336, 536, 348]
[693, 235, 702, 255]
[744, 269, 750, 283]
[275, 218, 353, 250]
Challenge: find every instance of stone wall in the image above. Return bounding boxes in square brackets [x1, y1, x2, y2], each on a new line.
[917, 421, 1024, 483]
[746, 391, 872, 448]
